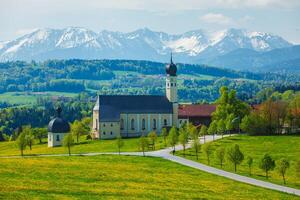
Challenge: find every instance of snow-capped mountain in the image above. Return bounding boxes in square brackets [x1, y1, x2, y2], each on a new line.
[0, 27, 292, 62]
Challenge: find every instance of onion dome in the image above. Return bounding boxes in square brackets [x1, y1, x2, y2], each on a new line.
[48, 107, 70, 133]
[166, 53, 177, 76]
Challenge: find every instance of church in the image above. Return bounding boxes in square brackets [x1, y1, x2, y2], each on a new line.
[92, 56, 179, 139]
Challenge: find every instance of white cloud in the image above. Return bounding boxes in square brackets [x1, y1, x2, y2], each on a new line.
[200, 13, 233, 25]
[2, 0, 300, 12]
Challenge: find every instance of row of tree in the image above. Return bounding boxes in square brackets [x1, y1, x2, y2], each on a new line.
[241, 92, 300, 135]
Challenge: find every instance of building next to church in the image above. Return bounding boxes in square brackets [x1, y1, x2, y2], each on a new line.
[48, 107, 70, 147]
[92, 55, 178, 139]
[178, 104, 216, 127]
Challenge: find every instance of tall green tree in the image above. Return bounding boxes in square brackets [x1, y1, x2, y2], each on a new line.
[297, 160, 300, 179]
[116, 133, 124, 155]
[203, 143, 212, 165]
[215, 147, 225, 168]
[225, 114, 235, 136]
[16, 131, 27, 156]
[32, 128, 47, 144]
[208, 121, 217, 140]
[199, 125, 208, 143]
[161, 128, 168, 147]
[259, 154, 276, 179]
[25, 129, 35, 151]
[277, 158, 290, 185]
[227, 144, 244, 172]
[63, 133, 74, 156]
[192, 138, 201, 160]
[179, 128, 189, 156]
[247, 156, 253, 176]
[71, 120, 87, 143]
[148, 131, 157, 150]
[139, 135, 148, 156]
[217, 119, 226, 138]
[168, 126, 178, 155]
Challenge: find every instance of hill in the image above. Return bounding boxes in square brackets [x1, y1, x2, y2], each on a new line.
[203, 45, 300, 72]
[1, 59, 299, 104]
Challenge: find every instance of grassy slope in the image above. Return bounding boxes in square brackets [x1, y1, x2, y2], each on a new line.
[0, 155, 298, 199]
[0, 136, 168, 156]
[176, 135, 300, 189]
[0, 92, 78, 105]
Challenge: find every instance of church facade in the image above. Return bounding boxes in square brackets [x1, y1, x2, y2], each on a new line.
[92, 56, 178, 139]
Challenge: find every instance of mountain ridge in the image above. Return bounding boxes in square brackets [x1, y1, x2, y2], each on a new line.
[0, 27, 292, 63]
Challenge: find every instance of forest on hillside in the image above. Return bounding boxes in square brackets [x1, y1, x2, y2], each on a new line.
[0, 59, 300, 103]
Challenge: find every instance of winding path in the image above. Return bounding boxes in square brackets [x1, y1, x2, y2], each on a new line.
[1, 135, 300, 197]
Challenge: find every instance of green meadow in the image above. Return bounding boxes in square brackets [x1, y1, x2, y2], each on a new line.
[0, 155, 298, 199]
[0, 92, 78, 105]
[0, 136, 168, 157]
[176, 134, 300, 189]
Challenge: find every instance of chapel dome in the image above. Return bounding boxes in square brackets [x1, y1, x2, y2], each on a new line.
[166, 54, 177, 76]
[48, 107, 70, 133]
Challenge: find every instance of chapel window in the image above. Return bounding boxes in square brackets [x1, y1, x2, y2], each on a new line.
[120, 119, 124, 130]
[164, 119, 167, 126]
[131, 119, 135, 130]
[153, 119, 157, 130]
[142, 119, 146, 130]
[56, 135, 60, 141]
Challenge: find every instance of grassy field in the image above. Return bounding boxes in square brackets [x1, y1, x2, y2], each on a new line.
[0, 155, 298, 199]
[0, 136, 168, 157]
[0, 92, 78, 105]
[176, 134, 300, 189]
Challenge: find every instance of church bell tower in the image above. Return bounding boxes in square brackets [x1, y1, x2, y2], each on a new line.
[166, 53, 178, 127]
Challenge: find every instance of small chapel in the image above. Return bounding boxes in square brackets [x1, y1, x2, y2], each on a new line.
[92, 55, 179, 139]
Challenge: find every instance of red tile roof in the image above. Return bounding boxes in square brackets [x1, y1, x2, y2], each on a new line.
[178, 104, 216, 118]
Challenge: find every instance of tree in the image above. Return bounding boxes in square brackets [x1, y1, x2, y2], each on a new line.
[208, 121, 217, 140]
[71, 120, 86, 143]
[25, 129, 35, 151]
[259, 154, 276, 179]
[161, 128, 168, 147]
[168, 126, 178, 155]
[179, 128, 189, 156]
[225, 114, 235, 136]
[192, 138, 201, 160]
[277, 158, 290, 184]
[148, 131, 157, 150]
[247, 156, 253, 175]
[203, 143, 212, 165]
[296, 160, 300, 179]
[63, 133, 74, 156]
[116, 133, 124, 155]
[32, 128, 47, 144]
[189, 125, 198, 140]
[139, 135, 148, 156]
[227, 144, 244, 172]
[199, 125, 208, 143]
[16, 132, 27, 156]
[215, 147, 225, 168]
[81, 117, 92, 136]
[217, 119, 226, 138]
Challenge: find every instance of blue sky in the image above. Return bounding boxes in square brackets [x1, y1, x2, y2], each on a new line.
[1, 0, 300, 43]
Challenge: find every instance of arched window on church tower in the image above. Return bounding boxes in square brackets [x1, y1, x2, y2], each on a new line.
[153, 119, 156, 130]
[120, 119, 124, 130]
[131, 119, 135, 130]
[142, 119, 145, 130]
